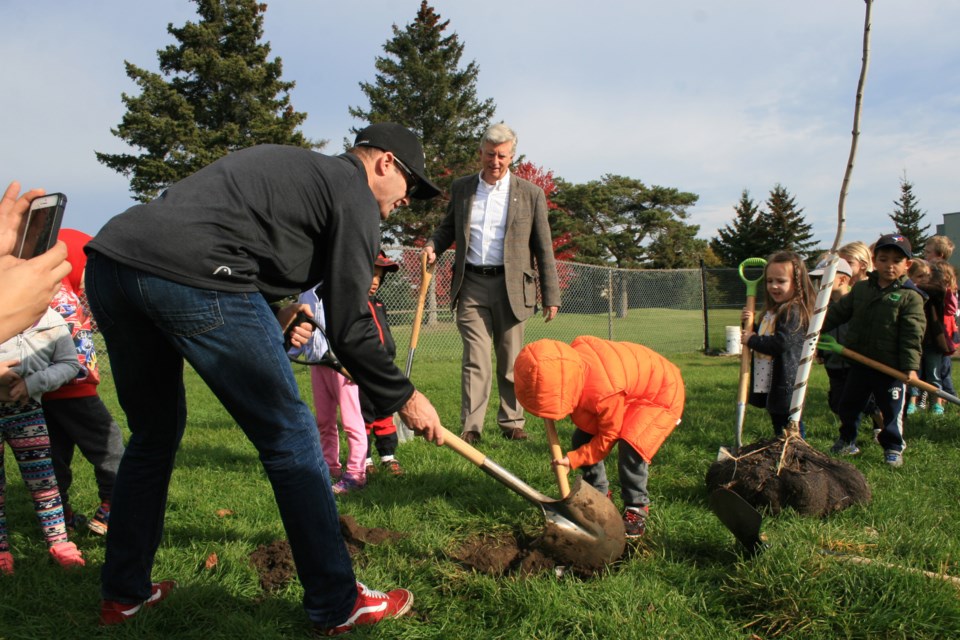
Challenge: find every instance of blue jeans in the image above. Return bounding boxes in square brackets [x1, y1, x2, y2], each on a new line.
[838, 363, 906, 452]
[85, 253, 356, 626]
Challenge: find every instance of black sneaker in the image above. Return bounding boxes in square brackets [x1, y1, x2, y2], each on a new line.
[623, 506, 649, 538]
[64, 506, 88, 532]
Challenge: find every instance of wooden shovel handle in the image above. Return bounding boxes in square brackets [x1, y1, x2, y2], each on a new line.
[543, 418, 571, 498]
[409, 251, 435, 352]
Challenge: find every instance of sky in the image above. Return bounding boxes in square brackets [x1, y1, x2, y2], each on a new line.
[4, 1, 960, 249]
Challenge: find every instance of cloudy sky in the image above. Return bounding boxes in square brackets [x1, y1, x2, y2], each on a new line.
[4, 1, 959, 248]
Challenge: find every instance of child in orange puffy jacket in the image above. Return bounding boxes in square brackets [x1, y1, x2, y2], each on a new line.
[514, 336, 685, 538]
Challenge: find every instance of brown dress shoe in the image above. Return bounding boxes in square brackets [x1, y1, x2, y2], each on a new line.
[501, 428, 529, 441]
[461, 431, 481, 444]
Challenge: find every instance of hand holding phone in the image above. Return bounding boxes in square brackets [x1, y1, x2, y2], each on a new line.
[14, 193, 66, 259]
[0, 181, 46, 256]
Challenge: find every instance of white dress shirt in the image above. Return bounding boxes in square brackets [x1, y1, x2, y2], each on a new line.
[466, 169, 510, 266]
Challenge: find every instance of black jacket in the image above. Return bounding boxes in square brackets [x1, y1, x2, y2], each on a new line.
[747, 305, 805, 415]
[88, 145, 414, 416]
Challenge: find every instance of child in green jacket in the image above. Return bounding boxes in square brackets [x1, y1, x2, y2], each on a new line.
[821, 234, 926, 467]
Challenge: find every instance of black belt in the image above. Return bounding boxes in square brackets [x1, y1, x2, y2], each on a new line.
[464, 263, 505, 276]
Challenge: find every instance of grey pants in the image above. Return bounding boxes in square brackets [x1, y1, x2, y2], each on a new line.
[43, 395, 125, 506]
[456, 271, 526, 434]
[572, 427, 649, 508]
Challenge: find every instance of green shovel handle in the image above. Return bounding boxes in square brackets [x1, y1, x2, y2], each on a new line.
[738, 257, 767, 297]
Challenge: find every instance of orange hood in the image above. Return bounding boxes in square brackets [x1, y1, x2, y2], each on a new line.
[514, 339, 586, 420]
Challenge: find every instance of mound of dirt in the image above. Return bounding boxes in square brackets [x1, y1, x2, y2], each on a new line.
[249, 515, 406, 592]
[705, 436, 871, 517]
[449, 531, 558, 577]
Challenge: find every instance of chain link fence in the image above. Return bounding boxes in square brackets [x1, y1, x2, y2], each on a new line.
[87, 249, 764, 372]
[377, 247, 763, 364]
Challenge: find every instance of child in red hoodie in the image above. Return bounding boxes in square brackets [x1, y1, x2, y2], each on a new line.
[42, 229, 125, 535]
[514, 336, 685, 538]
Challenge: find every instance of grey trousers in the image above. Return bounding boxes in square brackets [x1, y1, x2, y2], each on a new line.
[43, 395, 126, 506]
[456, 270, 526, 434]
[572, 427, 649, 509]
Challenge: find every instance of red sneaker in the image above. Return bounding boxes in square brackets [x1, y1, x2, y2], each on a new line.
[99, 580, 177, 625]
[315, 581, 413, 636]
[49, 541, 85, 569]
[0, 551, 13, 576]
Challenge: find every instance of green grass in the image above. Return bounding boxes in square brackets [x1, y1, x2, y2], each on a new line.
[4, 346, 960, 639]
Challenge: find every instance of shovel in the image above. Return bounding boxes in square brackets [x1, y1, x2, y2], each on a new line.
[438, 424, 626, 569]
[397, 252, 437, 442]
[543, 418, 571, 497]
[708, 487, 764, 555]
[722, 257, 767, 458]
[818, 335, 960, 407]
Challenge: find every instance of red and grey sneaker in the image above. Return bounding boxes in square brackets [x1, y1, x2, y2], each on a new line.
[623, 506, 649, 538]
[315, 581, 413, 636]
[88, 502, 110, 536]
[99, 580, 178, 626]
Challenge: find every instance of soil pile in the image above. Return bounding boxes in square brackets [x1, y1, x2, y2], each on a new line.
[449, 531, 558, 577]
[249, 515, 406, 592]
[705, 436, 871, 517]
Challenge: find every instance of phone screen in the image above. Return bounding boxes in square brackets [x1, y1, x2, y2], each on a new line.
[15, 193, 66, 259]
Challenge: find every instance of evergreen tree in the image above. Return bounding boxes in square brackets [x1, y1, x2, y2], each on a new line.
[710, 189, 768, 267]
[97, 0, 316, 202]
[552, 175, 699, 269]
[761, 184, 817, 258]
[350, 1, 496, 245]
[889, 173, 930, 250]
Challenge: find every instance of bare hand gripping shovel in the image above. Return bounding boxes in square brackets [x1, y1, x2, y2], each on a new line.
[438, 424, 626, 569]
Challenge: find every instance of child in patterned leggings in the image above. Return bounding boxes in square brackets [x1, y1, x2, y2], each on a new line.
[0, 306, 85, 575]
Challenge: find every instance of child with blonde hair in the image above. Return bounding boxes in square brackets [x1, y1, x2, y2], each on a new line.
[839, 241, 874, 283]
[742, 251, 815, 438]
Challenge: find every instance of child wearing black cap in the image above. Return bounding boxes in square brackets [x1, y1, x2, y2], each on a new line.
[821, 234, 926, 467]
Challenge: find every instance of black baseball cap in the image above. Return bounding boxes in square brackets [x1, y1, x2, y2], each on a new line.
[353, 123, 441, 200]
[875, 233, 912, 258]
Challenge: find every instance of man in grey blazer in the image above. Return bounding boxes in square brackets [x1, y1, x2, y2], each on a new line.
[425, 123, 561, 443]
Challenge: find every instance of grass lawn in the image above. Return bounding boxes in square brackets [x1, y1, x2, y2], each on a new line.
[3, 344, 960, 639]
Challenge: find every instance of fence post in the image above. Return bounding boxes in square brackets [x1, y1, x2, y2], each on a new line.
[700, 259, 710, 352]
[607, 268, 614, 340]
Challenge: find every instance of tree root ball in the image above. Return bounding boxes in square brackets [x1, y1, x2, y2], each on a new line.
[705, 437, 871, 517]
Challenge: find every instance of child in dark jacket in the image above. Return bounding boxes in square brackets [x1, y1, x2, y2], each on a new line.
[359, 252, 404, 477]
[822, 234, 926, 467]
[742, 251, 815, 438]
[906, 259, 951, 416]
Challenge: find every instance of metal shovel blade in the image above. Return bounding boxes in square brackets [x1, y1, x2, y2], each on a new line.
[441, 427, 625, 570]
[709, 487, 763, 555]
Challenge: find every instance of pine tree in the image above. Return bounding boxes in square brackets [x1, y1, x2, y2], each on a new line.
[96, 0, 316, 202]
[889, 173, 930, 250]
[349, 1, 496, 244]
[710, 190, 768, 267]
[761, 184, 817, 258]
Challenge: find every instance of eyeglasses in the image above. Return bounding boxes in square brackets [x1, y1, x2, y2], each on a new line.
[393, 157, 418, 198]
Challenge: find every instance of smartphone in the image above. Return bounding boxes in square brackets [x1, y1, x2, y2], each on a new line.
[14, 193, 66, 259]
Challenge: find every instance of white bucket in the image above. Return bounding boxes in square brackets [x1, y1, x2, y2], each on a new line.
[725, 326, 742, 355]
